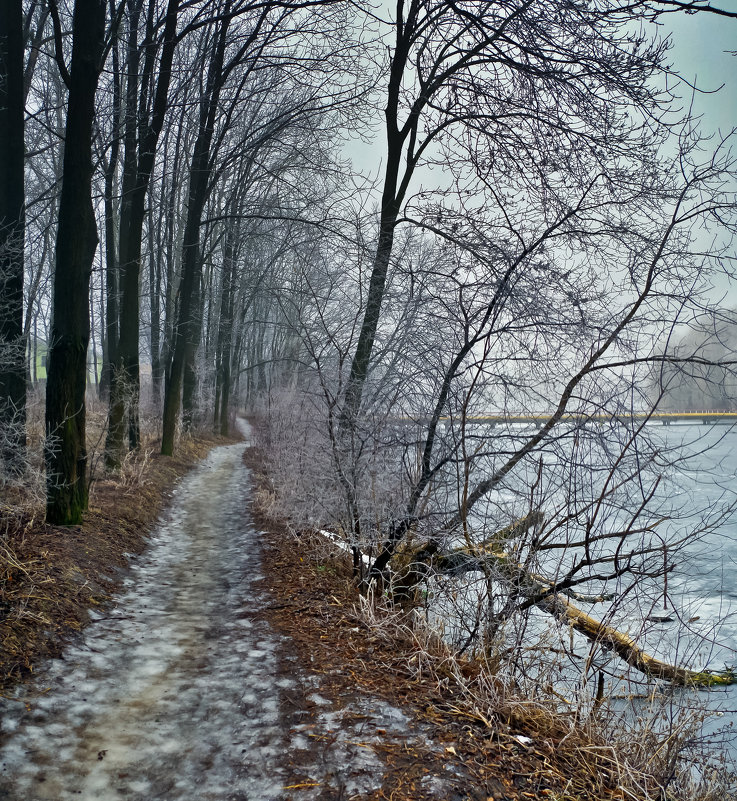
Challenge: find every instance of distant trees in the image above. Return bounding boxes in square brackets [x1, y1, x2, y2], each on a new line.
[161, 0, 358, 453]
[657, 311, 737, 411]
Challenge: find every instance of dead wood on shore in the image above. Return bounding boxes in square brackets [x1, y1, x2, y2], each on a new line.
[388, 512, 736, 688]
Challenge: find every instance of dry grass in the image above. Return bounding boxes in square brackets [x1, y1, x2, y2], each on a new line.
[0, 396, 232, 692]
[349, 578, 737, 801]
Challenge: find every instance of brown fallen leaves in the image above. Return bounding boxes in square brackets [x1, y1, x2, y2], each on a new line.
[0, 434, 223, 693]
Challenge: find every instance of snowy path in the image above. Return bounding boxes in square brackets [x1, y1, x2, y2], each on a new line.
[0, 423, 299, 799]
[0, 423, 475, 801]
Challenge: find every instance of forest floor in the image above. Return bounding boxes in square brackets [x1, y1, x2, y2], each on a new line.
[0, 432, 224, 692]
[0, 422, 629, 801]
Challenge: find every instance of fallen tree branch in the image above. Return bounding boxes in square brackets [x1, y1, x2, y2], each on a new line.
[538, 592, 737, 687]
[386, 515, 736, 687]
[317, 517, 736, 687]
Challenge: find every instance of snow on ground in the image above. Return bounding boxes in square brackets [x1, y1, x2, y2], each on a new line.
[0, 422, 461, 800]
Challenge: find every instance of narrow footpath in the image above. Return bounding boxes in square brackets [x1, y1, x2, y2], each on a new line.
[0, 423, 481, 801]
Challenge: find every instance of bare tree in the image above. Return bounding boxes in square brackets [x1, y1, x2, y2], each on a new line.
[338, 0, 737, 431]
[104, 0, 180, 468]
[44, 0, 112, 524]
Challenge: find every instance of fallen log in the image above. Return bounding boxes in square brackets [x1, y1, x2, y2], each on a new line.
[538, 592, 736, 687]
[387, 515, 736, 687]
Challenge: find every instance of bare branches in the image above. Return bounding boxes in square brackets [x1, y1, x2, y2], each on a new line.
[47, 0, 71, 88]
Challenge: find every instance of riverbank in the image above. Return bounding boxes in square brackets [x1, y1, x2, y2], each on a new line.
[246, 446, 639, 801]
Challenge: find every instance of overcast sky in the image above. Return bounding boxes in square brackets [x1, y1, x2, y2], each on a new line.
[663, 9, 736, 137]
[663, 11, 736, 306]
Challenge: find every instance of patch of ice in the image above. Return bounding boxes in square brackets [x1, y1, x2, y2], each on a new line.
[307, 693, 332, 706]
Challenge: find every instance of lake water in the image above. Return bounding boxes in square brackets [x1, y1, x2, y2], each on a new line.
[621, 425, 737, 673]
[421, 422, 737, 760]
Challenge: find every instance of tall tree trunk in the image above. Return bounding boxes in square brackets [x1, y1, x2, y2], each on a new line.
[107, 0, 179, 464]
[215, 224, 237, 436]
[98, 251, 107, 399]
[161, 159, 209, 453]
[45, 0, 105, 524]
[0, 0, 27, 474]
[161, 13, 230, 455]
[181, 274, 202, 431]
[339, 122, 406, 430]
[106, 0, 143, 467]
[89, 285, 99, 391]
[105, 0, 180, 469]
[149, 201, 162, 411]
[32, 316, 38, 387]
[99, 3, 121, 404]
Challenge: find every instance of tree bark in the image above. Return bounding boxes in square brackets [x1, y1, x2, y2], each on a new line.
[539, 593, 736, 687]
[149, 202, 163, 411]
[107, 0, 179, 465]
[214, 215, 237, 436]
[45, 0, 106, 524]
[0, 0, 27, 474]
[99, 7, 121, 404]
[339, 147, 403, 429]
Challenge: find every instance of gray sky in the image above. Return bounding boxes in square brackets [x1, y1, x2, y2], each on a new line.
[662, 9, 736, 137]
[662, 11, 736, 306]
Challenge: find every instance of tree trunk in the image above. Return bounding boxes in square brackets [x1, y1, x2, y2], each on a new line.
[338, 28, 411, 430]
[161, 14, 230, 455]
[181, 275, 202, 432]
[214, 220, 237, 436]
[89, 287, 99, 391]
[339, 198, 401, 428]
[149, 201, 162, 411]
[45, 0, 105, 524]
[106, 0, 143, 467]
[539, 593, 736, 687]
[0, 0, 27, 474]
[370, 519, 737, 688]
[108, 0, 180, 463]
[99, 19, 121, 405]
[162, 183, 207, 453]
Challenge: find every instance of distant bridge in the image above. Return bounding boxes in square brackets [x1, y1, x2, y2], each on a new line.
[435, 411, 737, 427]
